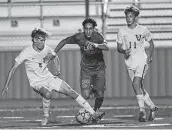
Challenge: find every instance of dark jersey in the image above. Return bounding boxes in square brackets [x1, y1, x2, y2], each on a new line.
[60, 32, 106, 71]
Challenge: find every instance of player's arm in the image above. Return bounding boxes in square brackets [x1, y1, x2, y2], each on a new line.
[93, 42, 109, 51]
[88, 33, 109, 50]
[116, 29, 130, 59]
[145, 28, 154, 64]
[54, 36, 76, 53]
[147, 39, 154, 64]
[117, 42, 131, 59]
[117, 42, 125, 54]
[44, 36, 76, 62]
[53, 55, 60, 76]
[2, 61, 20, 98]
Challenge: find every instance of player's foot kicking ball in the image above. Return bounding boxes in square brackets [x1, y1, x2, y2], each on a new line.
[148, 106, 158, 121]
[139, 111, 147, 122]
[92, 111, 105, 124]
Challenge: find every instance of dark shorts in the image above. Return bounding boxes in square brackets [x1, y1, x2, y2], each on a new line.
[80, 69, 106, 91]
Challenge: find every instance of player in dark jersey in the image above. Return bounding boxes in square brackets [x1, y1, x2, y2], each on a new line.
[44, 18, 109, 123]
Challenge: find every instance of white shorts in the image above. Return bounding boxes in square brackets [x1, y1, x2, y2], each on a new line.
[127, 64, 148, 82]
[31, 77, 63, 92]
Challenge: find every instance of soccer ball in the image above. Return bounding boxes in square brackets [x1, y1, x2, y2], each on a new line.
[75, 108, 92, 124]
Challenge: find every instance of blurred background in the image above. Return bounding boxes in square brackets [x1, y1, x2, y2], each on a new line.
[0, 0, 172, 100]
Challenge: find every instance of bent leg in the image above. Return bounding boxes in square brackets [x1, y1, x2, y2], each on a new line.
[49, 78, 95, 115]
[32, 86, 52, 126]
[94, 78, 105, 111]
[80, 70, 92, 100]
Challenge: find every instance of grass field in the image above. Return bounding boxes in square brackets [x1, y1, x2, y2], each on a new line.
[0, 97, 172, 129]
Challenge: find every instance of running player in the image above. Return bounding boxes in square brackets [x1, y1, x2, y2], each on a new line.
[44, 18, 109, 123]
[117, 5, 158, 122]
[1, 28, 105, 126]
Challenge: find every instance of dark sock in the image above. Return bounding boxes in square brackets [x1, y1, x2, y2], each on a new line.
[94, 97, 104, 111]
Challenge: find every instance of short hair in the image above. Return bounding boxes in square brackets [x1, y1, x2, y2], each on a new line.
[31, 28, 51, 38]
[124, 5, 140, 17]
[82, 18, 97, 28]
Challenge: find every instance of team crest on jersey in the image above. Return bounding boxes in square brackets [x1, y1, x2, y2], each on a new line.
[135, 35, 142, 41]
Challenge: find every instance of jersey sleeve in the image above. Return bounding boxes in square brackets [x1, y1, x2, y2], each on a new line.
[15, 48, 27, 65]
[47, 45, 56, 56]
[116, 29, 123, 44]
[144, 28, 152, 41]
[61, 35, 77, 45]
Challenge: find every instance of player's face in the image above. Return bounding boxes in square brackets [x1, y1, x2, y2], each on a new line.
[84, 23, 94, 38]
[34, 35, 46, 50]
[125, 12, 137, 26]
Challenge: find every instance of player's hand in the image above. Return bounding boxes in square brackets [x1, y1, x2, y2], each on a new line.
[85, 41, 95, 51]
[147, 56, 152, 64]
[54, 71, 60, 77]
[124, 49, 131, 59]
[1, 85, 9, 99]
[43, 53, 55, 63]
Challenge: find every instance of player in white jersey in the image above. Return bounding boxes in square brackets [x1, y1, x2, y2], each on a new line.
[1, 28, 105, 126]
[117, 6, 158, 122]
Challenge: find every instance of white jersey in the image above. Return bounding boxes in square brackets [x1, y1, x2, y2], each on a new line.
[15, 45, 56, 87]
[117, 24, 152, 69]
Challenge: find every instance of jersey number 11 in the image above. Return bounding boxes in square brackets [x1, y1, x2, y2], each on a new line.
[129, 42, 136, 49]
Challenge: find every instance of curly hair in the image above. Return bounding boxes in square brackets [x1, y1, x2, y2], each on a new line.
[31, 28, 51, 38]
[82, 18, 97, 28]
[124, 5, 140, 17]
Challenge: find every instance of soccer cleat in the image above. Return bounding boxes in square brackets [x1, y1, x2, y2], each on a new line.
[92, 111, 105, 124]
[148, 106, 158, 121]
[139, 111, 147, 122]
[41, 116, 49, 126]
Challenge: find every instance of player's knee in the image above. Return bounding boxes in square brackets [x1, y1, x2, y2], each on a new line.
[44, 91, 52, 100]
[68, 90, 78, 99]
[96, 91, 104, 97]
[39, 87, 52, 100]
[81, 89, 90, 100]
[132, 80, 140, 87]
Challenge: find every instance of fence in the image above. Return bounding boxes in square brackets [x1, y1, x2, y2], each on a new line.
[0, 0, 172, 99]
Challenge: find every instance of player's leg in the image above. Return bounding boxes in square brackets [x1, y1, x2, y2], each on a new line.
[93, 69, 106, 112]
[49, 77, 104, 121]
[80, 69, 92, 100]
[32, 86, 52, 126]
[139, 65, 158, 121]
[128, 69, 146, 122]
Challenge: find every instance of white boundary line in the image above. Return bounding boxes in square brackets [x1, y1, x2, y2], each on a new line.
[0, 105, 172, 111]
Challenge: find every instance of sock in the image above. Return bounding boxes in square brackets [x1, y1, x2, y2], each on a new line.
[94, 97, 104, 111]
[143, 92, 155, 109]
[75, 95, 95, 115]
[42, 98, 51, 117]
[136, 95, 145, 111]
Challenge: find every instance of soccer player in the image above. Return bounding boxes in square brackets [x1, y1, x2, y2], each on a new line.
[117, 5, 158, 122]
[1, 28, 105, 126]
[44, 18, 109, 123]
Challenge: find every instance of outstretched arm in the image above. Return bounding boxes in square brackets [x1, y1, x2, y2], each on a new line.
[2, 61, 20, 98]
[44, 36, 76, 62]
[54, 39, 67, 53]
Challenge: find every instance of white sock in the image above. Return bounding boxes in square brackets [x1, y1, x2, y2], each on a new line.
[75, 95, 95, 115]
[136, 95, 145, 111]
[143, 92, 155, 109]
[42, 98, 51, 117]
